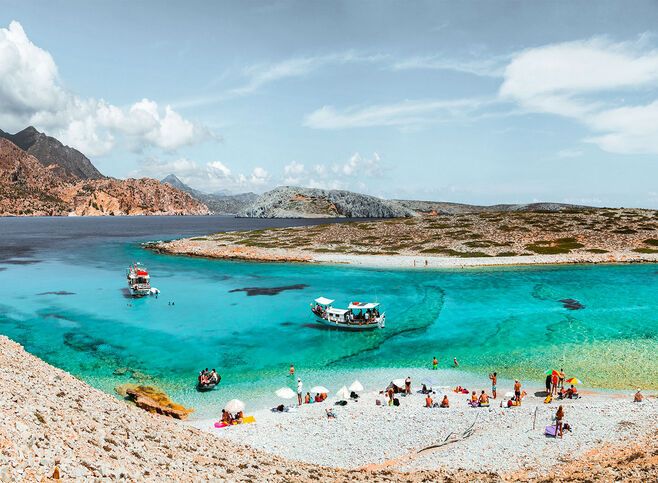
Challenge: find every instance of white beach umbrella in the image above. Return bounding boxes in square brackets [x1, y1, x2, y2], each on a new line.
[275, 387, 296, 399]
[349, 380, 364, 392]
[224, 399, 245, 413]
[392, 378, 406, 388]
[336, 386, 350, 399]
[310, 386, 329, 394]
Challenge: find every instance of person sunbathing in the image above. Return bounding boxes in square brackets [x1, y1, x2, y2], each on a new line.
[479, 391, 489, 406]
[570, 386, 578, 398]
[425, 395, 433, 408]
[304, 392, 311, 404]
[221, 409, 232, 424]
[440, 395, 449, 408]
[470, 391, 478, 406]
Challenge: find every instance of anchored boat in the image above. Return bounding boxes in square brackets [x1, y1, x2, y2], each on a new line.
[126, 262, 157, 297]
[311, 297, 385, 331]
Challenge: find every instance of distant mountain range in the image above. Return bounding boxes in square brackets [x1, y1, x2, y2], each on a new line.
[161, 174, 258, 215]
[162, 175, 589, 219]
[0, 127, 208, 216]
[0, 125, 589, 218]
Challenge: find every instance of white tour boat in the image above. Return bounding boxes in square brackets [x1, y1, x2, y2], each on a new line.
[311, 297, 385, 331]
[126, 262, 158, 297]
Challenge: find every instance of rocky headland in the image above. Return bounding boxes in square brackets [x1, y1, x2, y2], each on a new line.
[151, 207, 658, 268]
[0, 129, 209, 217]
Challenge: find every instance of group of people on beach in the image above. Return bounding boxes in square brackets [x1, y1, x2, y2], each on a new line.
[220, 409, 244, 425]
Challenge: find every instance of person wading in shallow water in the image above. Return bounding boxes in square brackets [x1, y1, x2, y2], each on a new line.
[453, 357, 459, 367]
[432, 356, 438, 370]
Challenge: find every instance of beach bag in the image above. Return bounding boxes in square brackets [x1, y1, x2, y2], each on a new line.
[544, 425, 557, 437]
[393, 398, 400, 406]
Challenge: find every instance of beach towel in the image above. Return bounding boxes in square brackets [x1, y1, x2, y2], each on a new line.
[242, 415, 256, 424]
[544, 425, 557, 437]
[544, 395, 552, 404]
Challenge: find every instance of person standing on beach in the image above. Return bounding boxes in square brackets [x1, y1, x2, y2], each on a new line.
[555, 405, 564, 438]
[514, 380, 522, 405]
[432, 356, 438, 370]
[551, 372, 558, 396]
[405, 376, 412, 395]
[559, 368, 565, 389]
[297, 378, 303, 406]
[545, 373, 552, 394]
[489, 372, 497, 399]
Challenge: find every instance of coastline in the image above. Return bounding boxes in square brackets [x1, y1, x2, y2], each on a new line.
[1, 335, 656, 481]
[150, 238, 658, 269]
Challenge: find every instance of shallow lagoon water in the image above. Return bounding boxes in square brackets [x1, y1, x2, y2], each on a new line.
[1, 216, 657, 417]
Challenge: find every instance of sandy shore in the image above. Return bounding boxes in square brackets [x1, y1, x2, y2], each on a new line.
[1, 335, 656, 481]
[151, 237, 658, 269]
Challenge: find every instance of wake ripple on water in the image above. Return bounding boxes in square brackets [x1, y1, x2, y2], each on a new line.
[328, 285, 446, 367]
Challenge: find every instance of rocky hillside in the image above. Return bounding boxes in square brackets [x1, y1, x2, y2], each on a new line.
[240, 186, 414, 218]
[0, 126, 103, 180]
[162, 174, 258, 214]
[396, 199, 590, 215]
[0, 138, 208, 216]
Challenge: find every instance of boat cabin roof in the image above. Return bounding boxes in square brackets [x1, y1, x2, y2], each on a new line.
[315, 297, 335, 305]
[348, 302, 379, 310]
[327, 308, 349, 315]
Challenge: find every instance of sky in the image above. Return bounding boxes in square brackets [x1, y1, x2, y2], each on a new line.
[2, 1, 658, 207]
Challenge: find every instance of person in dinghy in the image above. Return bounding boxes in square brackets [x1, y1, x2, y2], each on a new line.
[197, 368, 221, 392]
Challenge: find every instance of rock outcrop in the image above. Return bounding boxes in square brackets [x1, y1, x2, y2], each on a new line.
[162, 174, 258, 214]
[0, 126, 104, 180]
[115, 384, 193, 420]
[240, 186, 414, 218]
[0, 138, 209, 216]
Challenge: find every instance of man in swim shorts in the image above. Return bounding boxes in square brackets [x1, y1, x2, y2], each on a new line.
[432, 356, 438, 370]
[489, 372, 497, 399]
[514, 380, 522, 405]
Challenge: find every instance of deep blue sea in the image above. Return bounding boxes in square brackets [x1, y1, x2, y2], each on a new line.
[1, 216, 656, 417]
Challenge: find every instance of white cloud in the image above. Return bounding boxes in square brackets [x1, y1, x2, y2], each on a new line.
[305, 98, 491, 129]
[0, 21, 211, 156]
[134, 157, 269, 193]
[280, 152, 384, 193]
[500, 36, 658, 155]
[392, 54, 509, 77]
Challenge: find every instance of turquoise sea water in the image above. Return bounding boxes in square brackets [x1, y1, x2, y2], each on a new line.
[1, 217, 657, 417]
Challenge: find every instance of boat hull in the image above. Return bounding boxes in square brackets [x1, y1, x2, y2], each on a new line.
[314, 314, 382, 331]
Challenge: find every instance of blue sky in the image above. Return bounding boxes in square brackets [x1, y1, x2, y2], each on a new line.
[2, 1, 658, 207]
